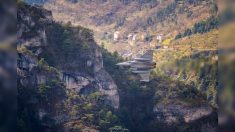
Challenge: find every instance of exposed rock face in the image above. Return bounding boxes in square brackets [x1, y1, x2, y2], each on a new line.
[17, 52, 37, 71]
[154, 104, 213, 124]
[17, 2, 119, 131]
[94, 47, 103, 72]
[60, 69, 119, 109]
[61, 73, 91, 90]
[17, 2, 119, 109]
[150, 77, 218, 131]
[17, 3, 52, 55]
[95, 68, 119, 109]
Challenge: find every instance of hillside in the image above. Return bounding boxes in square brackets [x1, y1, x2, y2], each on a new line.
[16, 1, 221, 131]
[17, 2, 120, 131]
[101, 45, 217, 132]
[13, 0, 235, 132]
[43, 0, 219, 55]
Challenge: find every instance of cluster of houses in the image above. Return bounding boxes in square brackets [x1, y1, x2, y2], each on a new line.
[112, 31, 174, 58]
[114, 31, 164, 44]
[106, 30, 173, 49]
[113, 31, 137, 42]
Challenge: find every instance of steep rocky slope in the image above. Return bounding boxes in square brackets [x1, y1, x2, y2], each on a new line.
[17, 2, 119, 131]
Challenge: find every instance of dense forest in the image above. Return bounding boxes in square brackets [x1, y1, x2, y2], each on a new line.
[175, 9, 235, 39]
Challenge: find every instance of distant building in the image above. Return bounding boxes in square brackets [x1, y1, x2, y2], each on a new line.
[127, 33, 137, 46]
[127, 33, 137, 41]
[157, 35, 162, 43]
[133, 34, 137, 41]
[150, 43, 155, 48]
[114, 31, 120, 41]
[163, 46, 169, 49]
[155, 34, 163, 49]
[128, 33, 133, 40]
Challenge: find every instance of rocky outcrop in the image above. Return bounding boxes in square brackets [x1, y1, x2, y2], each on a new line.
[17, 52, 37, 71]
[60, 69, 119, 109]
[17, 3, 52, 56]
[17, 2, 119, 131]
[61, 73, 92, 91]
[17, 2, 119, 109]
[95, 68, 119, 109]
[154, 104, 213, 124]
[150, 77, 218, 131]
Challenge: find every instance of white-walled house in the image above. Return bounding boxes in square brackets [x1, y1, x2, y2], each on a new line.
[114, 31, 120, 41]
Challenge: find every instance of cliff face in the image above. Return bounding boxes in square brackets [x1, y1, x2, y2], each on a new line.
[153, 104, 214, 125]
[148, 77, 218, 132]
[17, 2, 119, 131]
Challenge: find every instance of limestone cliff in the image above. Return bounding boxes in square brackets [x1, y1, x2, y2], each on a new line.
[17, 2, 119, 131]
[17, 2, 119, 108]
[150, 77, 218, 131]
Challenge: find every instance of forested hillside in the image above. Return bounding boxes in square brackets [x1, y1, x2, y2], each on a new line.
[17, 2, 121, 131]
[15, 0, 235, 132]
[43, 0, 219, 54]
[101, 45, 217, 132]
